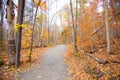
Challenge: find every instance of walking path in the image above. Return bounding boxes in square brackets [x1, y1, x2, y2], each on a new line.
[17, 45, 68, 80]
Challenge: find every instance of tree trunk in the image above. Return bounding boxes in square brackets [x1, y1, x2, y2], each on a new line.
[105, 0, 110, 54]
[75, 0, 79, 51]
[38, 17, 43, 47]
[29, 0, 41, 61]
[47, 0, 50, 45]
[80, 50, 108, 64]
[70, 0, 78, 52]
[16, 0, 25, 68]
[78, 0, 83, 50]
[6, 0, 16, 66]
[0, 0, 4, 39]
[38, 27, 43, 47]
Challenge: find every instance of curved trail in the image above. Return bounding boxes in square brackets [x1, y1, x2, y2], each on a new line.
[17, 45, 68, 80]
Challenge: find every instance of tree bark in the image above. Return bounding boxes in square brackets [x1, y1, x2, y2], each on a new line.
[0, 0, 4, 39]
[105, 0, 110, 54]
[6, 0, 16, 66]
[29, 0, 41, 61]
[47, 0, 50, 45]
[78, 0, 83, 50]
[38, 26, 43, 47]
[70, 0, 78, 52]
[16, 0, 25, 68]
[75, 0, 79, 51]
[80, 50, 108, 64]
[38, 17, 43, 47]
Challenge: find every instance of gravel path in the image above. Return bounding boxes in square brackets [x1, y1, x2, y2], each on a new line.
[17, 45, 68, 80]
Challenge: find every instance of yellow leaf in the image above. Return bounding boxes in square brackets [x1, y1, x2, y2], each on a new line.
[69, 69, 74, 75]
[21, 24, 27, 28]
[14, 24, 19, 32]
[34, 0, 41, 6]
[40, 1, 47, 10]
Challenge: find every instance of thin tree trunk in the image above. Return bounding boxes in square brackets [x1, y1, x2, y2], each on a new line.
[38, 25, 41, 47]
[70, 0, 78, 52]
[29, 0, 41, 61]
[16, 0, 25, 68]
[75, 0, 78, 51]
[90, 9, 93, 51]
[47, 0, 50, 45]
[6, 0, 16, 66]
[40, 26, 43, 46]
[80, 50, 108, 64]
[38, 26, 43, 47]
[0, 0, 4, 39]
[105, 0, 110, 54]
[38, 14, 43, 47]
[78, 0, 83, 50]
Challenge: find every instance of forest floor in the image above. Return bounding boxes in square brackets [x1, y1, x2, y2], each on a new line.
[65, 44, 120, 80]
[0, 44, 120, 80]
[0, 45, 69, 80]
[0, 47, 48, 80]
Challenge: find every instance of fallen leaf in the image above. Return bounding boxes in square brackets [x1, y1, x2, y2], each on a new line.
[36, 76, 42, 79]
